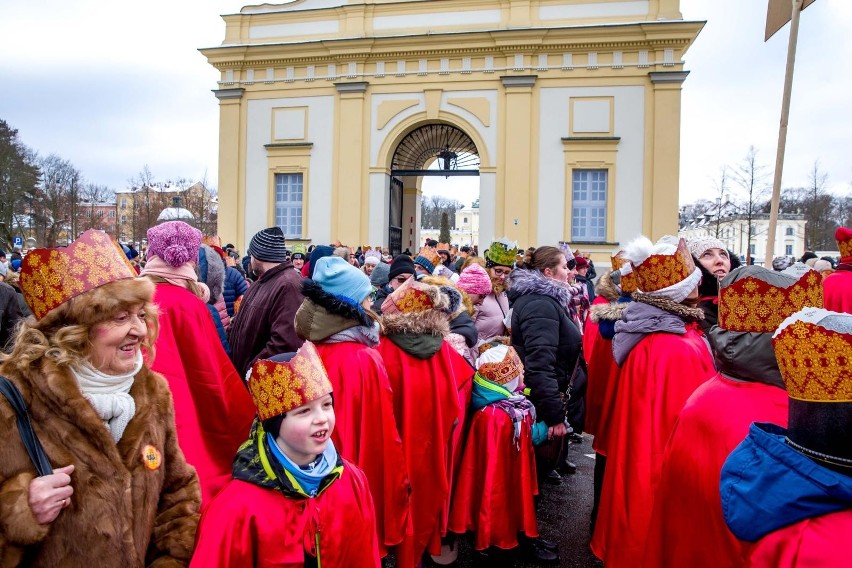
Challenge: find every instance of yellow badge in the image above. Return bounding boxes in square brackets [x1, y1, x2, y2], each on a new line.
[142, 445, 162, 471]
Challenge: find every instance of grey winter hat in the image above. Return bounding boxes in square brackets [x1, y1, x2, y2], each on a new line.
[248, 227, 287, 263]
[370, 262, 390, 287]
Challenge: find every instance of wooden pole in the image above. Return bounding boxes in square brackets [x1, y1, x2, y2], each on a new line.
[765, 0, 803, 268]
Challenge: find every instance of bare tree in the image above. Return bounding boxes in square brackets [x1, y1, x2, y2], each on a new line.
[731, 146, 769, 264]
[712, 166, 731, 238]
[803, 161, 832, 250]
[0, 120, 40, 248]
[37, 154, 82, 246]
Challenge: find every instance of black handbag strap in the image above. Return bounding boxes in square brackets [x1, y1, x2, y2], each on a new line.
[0, 376, 54, 477]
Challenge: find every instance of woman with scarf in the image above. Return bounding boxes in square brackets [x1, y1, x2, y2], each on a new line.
[0, 230, 199, 565]
[448, 343, 557, 564]
[141, 221, 256, 503]
[687, 236, 740, 332]
[294, 256, 409, 556]
[507, 246, 583, 485]
[590, 236, 716, 567]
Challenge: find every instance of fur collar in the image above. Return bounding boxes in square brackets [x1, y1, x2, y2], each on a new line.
[506, 268, 570, 305]
[301, 279, 373, 327]
[296, 279, 375, 341]
[381, 309, 450, 338]
[632, 292, 704, 321]
[590, 302, 628, 323]
[594, 270, 621, 302]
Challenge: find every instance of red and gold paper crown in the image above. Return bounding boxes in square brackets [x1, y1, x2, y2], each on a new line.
[835, 227, 852, 262]
[772, 319, 852, 403]
[381, 276, 438, 315]
[477, 345, 523, 385]
[248, 342, 333, 421]
[611, 251, 638, 294]
[416, 246, 442, 268]
[632, 238, 696, 294]
[19, 229, 136, 320]
[719, 270, 823, 333]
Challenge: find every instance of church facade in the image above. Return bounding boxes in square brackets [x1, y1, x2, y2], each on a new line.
[202, 0, 702, 256]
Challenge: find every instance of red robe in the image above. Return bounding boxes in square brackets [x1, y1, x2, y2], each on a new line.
[590, 324, 716, 567]
[583, 295, 613, 444]
[377, 338, 473, 567]
[823, 268, 852, 314]
[745, 510, 852, 568]
[313, 342, 410, 553]
[642, 374, 788, 568]
[191, 462, 381, 567]
[150, 283, 256, 504]
[448, 405, 539, 550]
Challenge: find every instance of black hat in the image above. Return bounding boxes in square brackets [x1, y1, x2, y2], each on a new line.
[248, 227, 287, 263]
[388, 254, 416, 280]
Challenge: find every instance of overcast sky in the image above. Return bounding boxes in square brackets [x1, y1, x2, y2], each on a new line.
[2, 0, 849, 208]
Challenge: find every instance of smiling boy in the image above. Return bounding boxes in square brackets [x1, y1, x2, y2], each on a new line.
[191, 341, 380, 567]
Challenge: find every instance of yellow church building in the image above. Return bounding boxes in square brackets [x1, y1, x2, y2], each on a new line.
[201, 0, 702, 256]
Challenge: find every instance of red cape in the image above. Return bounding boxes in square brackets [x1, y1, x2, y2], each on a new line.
[642, 374, 788, 568]
[745, 510, 852, 568]
[313, 342, 410, 553]
[150, 283, 256, 504]
[191, 462, 381, 568]
[583, 296, 617, 448]
[823, 269, 852, 314]
[590, 324, 716, 567]
[448, 405, 539, 551]
[377, 339, 473, 566]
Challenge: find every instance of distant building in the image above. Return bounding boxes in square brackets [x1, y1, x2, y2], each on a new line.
[115, 182, 216, 243]
[679, 206, 807, 263]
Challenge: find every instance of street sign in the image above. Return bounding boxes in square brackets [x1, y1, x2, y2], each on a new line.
[765, 0, 816, 41]
[13, 236, 23, 247]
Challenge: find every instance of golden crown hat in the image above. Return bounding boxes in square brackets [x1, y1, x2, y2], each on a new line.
[610, 251, 627, 272]
[719, 270, 823, 333]
[436, 242, 451, 251]
[477, 345, 524, 386]
[19, 229, 137, 320]
[380, 276, 437, 315]
[248, 341, 333, 421]
[611, 251, 638, 294]
[416, 246, 442, 268]
[485, 239, 519, 267]
[772, 311, 852, 403]
[836, 227, 852, 261]
[632, 238, 696, 294]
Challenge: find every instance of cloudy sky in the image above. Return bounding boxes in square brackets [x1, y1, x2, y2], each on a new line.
[2, 0, 849, 207]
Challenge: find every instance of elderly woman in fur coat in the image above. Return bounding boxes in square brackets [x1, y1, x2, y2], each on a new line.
[0, 229, 199, 567]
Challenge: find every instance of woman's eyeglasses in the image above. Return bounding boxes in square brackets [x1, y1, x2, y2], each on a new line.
[492, 268, 512, 277]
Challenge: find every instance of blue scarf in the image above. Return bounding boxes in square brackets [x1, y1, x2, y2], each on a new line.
[266, 432, 339, 497]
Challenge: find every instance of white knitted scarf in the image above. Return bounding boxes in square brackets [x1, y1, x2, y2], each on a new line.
[72, 353, 143, 442]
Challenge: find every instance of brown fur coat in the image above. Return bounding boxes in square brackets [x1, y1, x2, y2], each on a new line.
[0, 358, 200, 567]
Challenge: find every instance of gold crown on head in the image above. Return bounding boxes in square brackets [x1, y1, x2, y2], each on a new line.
[477, 345, 523, 385]
[719, 271, 823, 333]
[612, 251, 638, 294]
[633, 238, 696, 293]
[773, 320, 852, 403]
[485, 239, 519, 267]
[248, 342, 333, 421]
[19, 229, 136, 320]
[381, 276, 442, 315]
[836, 227, 852, 260]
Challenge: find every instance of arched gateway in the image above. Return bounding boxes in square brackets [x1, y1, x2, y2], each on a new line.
[202, 0, 701, 260]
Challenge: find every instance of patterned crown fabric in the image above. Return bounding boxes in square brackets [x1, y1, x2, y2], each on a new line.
[416, 247, 442, 268]
[248, 342, 333, 421]
[719, 271, 823, 332]
[381, 276, 437, 315]
[773, 320, 852, 403]
[485, 239, 519, 267]
[836, 227, 852, 261]
[477, 346, 524, 385]
[633, 238, 696, 293]
[20, 229, 137, 320]
[612, 251, 638, 294]
[610, 251, 627, 273]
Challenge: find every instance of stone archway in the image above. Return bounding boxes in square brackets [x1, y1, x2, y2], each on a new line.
[387, 123, 479, 254]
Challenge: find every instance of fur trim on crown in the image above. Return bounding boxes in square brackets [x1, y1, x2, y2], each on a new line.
[631, 291, 705, 321]
[301, 278, 373, 328]
[381, 309, 450, 338]
[594, 269, 621, 302]
[590, 302, 629, 323]
[623, 235, 676, 265]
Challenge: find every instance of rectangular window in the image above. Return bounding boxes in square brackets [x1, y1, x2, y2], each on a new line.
[121, 198, 127, 209]
[785, 244, 793, 255]
[785, 227, 793, 236]
[109, 210, 116, 219]
[749, 244, 756, 255]
[571, 170, 607, 242]
[274, 173, 303, 239]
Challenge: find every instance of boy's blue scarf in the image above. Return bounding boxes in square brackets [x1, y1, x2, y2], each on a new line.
[267, 432, 339, 497]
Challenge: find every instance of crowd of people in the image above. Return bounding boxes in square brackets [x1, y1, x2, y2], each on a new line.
[0, 222, 849, 568]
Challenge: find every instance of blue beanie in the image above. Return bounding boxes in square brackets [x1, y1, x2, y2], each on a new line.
[312, 256, 373, 305]
[308, 245, 335, 278]
[413, 255, 435, 274]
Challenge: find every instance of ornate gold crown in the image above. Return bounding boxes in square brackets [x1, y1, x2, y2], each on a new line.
[719, 271, 823, 332]
[611, 251, 638, 294]
[381, 277, 439, 315]
[416, 247, 442, 268]
[633, 238, 696, 293]
[477, 346, 523, 386]
[20, 230, 136, 320]
[836, 227, 852, 260]
[773, 320, 852, 403]
[248, 342, 333, 421]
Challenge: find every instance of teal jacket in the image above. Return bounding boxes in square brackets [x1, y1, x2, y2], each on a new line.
[471, 374, 549, 446]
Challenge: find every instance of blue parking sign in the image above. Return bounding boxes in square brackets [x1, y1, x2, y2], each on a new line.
[13, 236, 23, 247]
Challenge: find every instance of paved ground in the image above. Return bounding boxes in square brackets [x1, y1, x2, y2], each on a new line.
[386, 434, 602, 567]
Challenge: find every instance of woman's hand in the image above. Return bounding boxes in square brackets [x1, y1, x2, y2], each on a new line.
[548, 423, 568, 439]
[28, 465, 75, 524]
